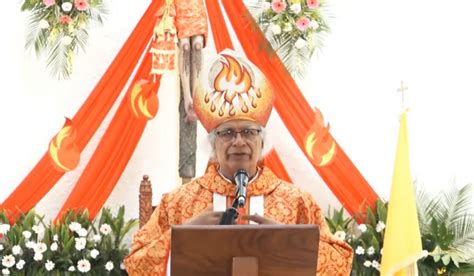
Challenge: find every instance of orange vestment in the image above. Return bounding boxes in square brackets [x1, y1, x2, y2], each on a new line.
[125, 166, 353, 275]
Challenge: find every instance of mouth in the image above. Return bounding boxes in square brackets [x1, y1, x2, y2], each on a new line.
[227, 153, 250, 160]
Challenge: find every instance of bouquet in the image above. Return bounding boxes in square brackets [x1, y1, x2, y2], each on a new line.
[251, 0, 331, 78]
[21, 0, 107, 78]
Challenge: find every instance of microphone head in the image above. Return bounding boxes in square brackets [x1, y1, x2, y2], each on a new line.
[234, 169, 249, 184]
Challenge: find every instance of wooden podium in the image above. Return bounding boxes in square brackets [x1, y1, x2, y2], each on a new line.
[171, 224, 319, 276]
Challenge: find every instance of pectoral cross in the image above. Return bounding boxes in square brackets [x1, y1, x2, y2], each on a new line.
[397, 81, 408, 104]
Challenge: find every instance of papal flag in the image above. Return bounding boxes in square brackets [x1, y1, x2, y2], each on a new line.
[380, 111, 423, 276]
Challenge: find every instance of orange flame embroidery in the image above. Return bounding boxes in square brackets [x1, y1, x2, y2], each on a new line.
[49, 118, 81, 172]
[304, 107, 337, 167]
[205, 54, 258, 116]
[129, 79, 159, 120]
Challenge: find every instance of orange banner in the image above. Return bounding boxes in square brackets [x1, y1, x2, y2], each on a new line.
[0, 0, 164, 219]
[56, 48, 161, 220]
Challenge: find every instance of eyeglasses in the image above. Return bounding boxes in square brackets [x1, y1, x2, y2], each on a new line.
[215, 128, 262, 141]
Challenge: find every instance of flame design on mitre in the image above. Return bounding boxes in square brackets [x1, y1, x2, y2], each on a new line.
[194, 51, 274, 132]
[48, 118, 81, 172]
[304, 107, 337, 167]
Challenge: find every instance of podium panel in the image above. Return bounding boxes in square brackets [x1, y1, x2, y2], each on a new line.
[171, 224, 319, 276]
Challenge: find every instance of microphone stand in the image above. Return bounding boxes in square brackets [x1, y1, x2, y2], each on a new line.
[219, 169, 248, 225]
[219, 197, 240, 225]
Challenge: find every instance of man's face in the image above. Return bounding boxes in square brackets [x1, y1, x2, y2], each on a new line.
[214, 120, 263, 180]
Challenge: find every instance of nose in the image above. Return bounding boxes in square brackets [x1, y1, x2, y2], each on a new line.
[232, 132, 246, 145]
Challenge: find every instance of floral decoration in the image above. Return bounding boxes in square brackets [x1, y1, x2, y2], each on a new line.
[251, 0, 331, 78]
[0, 206, 136, 275]
[20, 0, 107, 78]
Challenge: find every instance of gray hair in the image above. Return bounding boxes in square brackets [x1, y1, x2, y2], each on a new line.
[207, 127, 272, 161]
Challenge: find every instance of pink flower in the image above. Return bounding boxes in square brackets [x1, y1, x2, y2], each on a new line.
[74, 0, 89, 11]
[271, 0, 287, 13]
[296, 17, 310, 31]
[307, 0, 319, 9]
[43, 0, 55, 7]
[59, 15, 72, 24]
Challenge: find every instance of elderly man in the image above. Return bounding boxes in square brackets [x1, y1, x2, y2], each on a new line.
[125, 51, 353, 275]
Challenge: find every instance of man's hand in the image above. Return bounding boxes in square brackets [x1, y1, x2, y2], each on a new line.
[184, 206, 223, 225]
[241, 214, 280, 225]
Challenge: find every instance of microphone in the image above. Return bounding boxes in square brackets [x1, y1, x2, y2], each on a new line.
[234, 169, 249, 208]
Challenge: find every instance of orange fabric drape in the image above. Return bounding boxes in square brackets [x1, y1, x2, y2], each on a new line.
[56, 47, 161, 220]
[206, 0, 293, 183]
[0, 0, 164, 218]
[219, 0, 379, 215]
[263, 149, 293, 183]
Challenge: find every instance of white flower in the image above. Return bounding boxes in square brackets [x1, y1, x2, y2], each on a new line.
[68, 266, 76, 272]
[77, 259, 91, 273]
[363, 260, 372, 267]
[372, 260, 380, 270]
[120, 262, 125, 270]
[90, 249, 99, 259]
[358, 224, 367, 233]
[61, 35, 73, 46]
[78, 228, 88, 237]
[2, 255, 15, 268]
[334, 231, 346, 241]
[376, 221, 386, 232]
[32, 224, 45, 235]
[53, 234, 59, 241]
[38, 19, 50, 29]
[22, 231, 32, 239]
[0, 224, 10, 235]
[34, 242, 47, 254]
[270, 24, 281, 35]
[283, 23, 292, 32]
[355, 246, 365, 255]
[289, 3, 301, 14]
[380, 248, 384, 255]
[0, 244, 3, 251]
[15, 259, 25, 270]
[2, 268, 10, 275]
[69, 222, 82, 232]
[262, 2, 271, 10]
[75, 237, 87, 251]
[93, 234, 101, 242]
[50, 242, 58, 251]
[45, 260, 55, 271]
[100, 224, 112, 235]
[295, 38, 307, 49]
[367, 246, 375, 255]
[34, 253, 43, 261]
[25, 241, 36, 249]
[61, 2, 73, 12]
[310, 20, 319, 29]
[12, 245, 22, 256]
[105, 261, 114, 271]
[422, 249, 429, 258]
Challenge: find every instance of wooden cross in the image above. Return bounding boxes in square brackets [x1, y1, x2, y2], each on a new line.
[397, 81, 408, 104]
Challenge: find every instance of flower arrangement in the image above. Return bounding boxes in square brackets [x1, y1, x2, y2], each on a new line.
[325, 183, 474, 275]
[20, 0, 107, 78]
[0, 206, 137, 275]
[251, 0, 331, 78]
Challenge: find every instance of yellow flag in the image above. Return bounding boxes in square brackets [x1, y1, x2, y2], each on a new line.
[380, 111, 423, 276]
